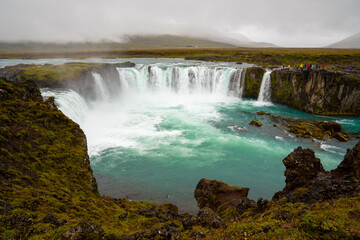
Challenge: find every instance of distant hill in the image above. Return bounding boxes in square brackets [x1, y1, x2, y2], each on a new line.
[327, 32, 360, 49]
[0, 34, 276, 52]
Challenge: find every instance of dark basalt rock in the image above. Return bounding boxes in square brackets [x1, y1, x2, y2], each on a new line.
[273, 141, 360, 203]
[282, 147, 325, 193]
[332, 141, 360, 179]
[118, 223, 180, 240]
[132, 205, 180, 222]
[319, 121, 342, 133]
[61, 221, 104, 240]
[197, 207, 225, 229]
[236, 197, 256, 215]
[271, 69, 360, 116]
[256, 111, 271, 116]
[44, 96, 56, 108]
[40, 213, 66, 227]
[194, 178, 249, 212]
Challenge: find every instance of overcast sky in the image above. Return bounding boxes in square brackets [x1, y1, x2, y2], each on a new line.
[0, 0, 359, 47]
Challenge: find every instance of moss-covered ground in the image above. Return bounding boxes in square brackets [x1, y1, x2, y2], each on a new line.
[3, 63, 108, 86]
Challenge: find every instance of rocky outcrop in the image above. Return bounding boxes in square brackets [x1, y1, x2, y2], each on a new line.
[331, 141, 360, 180]
[271, 69, 360, 116]
[242, 67, 266, 99]
[284, 120, 349, 142]
[273, 141, 360, 202]
[249, 120, 262, 127]
[194, 178, 250, 212]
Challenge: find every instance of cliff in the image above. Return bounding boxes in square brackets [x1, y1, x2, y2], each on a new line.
[242, 67, 266, 99]
[0, 77, 184, 239]
[0, 62, 135, 101]
[271, 69, 360, 116]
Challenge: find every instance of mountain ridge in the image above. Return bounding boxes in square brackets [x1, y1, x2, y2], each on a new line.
[0, 34, 276, 52]
[327, 32, 360, 49]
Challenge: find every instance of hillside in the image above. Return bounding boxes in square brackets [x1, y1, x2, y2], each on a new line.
[327, 32, 360, 49]
[0, 34, 277, 53]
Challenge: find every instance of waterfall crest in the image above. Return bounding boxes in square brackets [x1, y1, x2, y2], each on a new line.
[115, 64, 246, 97]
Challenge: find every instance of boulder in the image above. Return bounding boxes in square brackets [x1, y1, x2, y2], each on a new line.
[319, 121, 341, 133]
[194, 178, 249, 212]
[273, 147, 325, 200]
[256, 111, 271, 116]
[249, 120, 262, 127]
[334, 132, 348, 142]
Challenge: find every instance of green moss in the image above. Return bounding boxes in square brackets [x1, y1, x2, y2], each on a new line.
[243, 67, 266, 99]
[283, 120, 348, 142]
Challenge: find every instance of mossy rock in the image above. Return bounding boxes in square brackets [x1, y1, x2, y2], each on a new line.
[284, 120, 348, 142]
[334, 132, 349, 142]
[256, 111, 271, 116]
[249, 120, 262, 127]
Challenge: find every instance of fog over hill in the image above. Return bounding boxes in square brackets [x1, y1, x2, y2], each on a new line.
[327, 32, 360, 49]
[0, 34, 277, 52]
[0, 0, 359, 47]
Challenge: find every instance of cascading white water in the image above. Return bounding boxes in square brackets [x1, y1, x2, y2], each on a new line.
[228, 69, 246, 98]
[41, 89, 89, 124]
[92, 72, 109, 100]
[116, 64, 240, 96]
[257, 70, 272, 102]
[239, 69, 246, 98]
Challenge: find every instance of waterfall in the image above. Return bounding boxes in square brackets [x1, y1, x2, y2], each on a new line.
[257, 71, 272, 102]
[41, 89, 89, 124]
[92, 72, 109, 100]
[239, 68, 246, 98]
[113, 64, 244, 96]
[228, 69, 246, 98]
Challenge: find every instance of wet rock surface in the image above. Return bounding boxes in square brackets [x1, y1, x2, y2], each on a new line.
[271, 69, 360, 116]
[249, 120, 262, 127]
[273, 141, 360, 202]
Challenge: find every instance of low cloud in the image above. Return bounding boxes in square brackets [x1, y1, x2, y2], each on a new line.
[0, 0, 359, 47]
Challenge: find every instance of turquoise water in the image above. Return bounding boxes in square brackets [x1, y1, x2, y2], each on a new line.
[87, 99, 359, 213]
[23, 58, 359, 213]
